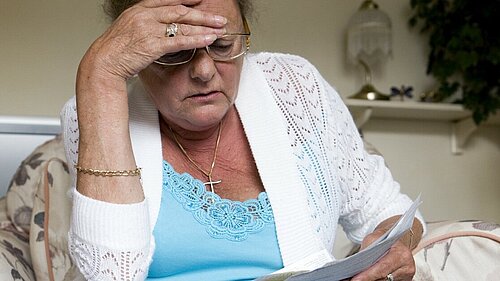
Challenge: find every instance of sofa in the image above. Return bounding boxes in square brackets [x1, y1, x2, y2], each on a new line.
[0, 135, 499, 280]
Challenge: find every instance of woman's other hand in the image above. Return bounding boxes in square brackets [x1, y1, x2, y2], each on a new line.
[350, 217, 423, 281]
[81, 0, 227, 81]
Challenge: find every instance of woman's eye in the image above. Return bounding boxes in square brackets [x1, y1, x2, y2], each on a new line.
[210, 37, 237, 54]
[157, 50, 193, 63]
[212, 43, 233, 51]
[160, 52, 185, 60]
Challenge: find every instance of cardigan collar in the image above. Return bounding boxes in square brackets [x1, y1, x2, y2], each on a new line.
[127, 55, 327, 266]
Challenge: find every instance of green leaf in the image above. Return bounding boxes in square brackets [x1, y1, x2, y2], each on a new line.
[409, 0, 500, 124]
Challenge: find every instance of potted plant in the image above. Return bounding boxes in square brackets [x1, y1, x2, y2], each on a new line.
[409, 0, 500, 124]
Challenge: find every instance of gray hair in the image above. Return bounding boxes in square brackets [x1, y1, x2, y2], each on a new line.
[104, 0, 253, 22]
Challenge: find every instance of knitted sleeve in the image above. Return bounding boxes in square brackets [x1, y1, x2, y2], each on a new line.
[318, 69, 425, 243]
[252, 52, 424, 246]
[60, 97, 153, 280]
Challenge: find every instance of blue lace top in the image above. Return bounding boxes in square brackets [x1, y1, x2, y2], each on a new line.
[147, 161, 284, 280]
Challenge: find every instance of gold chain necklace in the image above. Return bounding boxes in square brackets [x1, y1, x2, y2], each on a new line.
[169, 122, 223, 194]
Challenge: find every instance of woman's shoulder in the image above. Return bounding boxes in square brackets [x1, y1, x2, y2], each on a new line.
[247, 52, 317, 70]
[245, 52, 324, 89]
[60, 96, 77, 131]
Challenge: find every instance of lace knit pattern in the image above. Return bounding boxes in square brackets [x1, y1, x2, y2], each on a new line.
[69, 233, 149, 281]
[62, 99, 153, 281]
[251, 53, 397, 249]
[163, 161, 274, 242]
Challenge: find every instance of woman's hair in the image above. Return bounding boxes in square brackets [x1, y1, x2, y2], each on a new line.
[104, 0, 253, 22]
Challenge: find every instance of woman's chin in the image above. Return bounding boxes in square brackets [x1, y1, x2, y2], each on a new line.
[182, 108, 231, 131]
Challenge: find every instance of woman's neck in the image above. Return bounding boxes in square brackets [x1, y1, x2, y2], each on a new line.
[159, 107, 237, 150]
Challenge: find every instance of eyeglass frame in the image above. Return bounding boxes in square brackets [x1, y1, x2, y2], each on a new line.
[154, 17, 251, 66]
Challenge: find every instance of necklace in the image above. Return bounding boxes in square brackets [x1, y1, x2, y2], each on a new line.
[169, 122, 223, 194]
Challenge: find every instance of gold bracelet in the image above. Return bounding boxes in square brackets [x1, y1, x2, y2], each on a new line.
[74, 166, 141, 177]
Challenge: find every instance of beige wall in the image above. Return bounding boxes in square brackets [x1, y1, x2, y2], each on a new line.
[0, 0, 107, 116]
[1, 1, 499, 223]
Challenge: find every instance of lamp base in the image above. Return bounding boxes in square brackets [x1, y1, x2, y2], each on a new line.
[349, 84, 390, 101]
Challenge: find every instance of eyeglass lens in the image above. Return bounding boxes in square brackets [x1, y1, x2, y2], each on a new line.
[155, 35, 248, 65]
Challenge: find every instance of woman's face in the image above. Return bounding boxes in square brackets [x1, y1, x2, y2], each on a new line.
[139, 0, 244, 132]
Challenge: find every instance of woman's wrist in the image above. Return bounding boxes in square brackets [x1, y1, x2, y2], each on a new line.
[395, 219, 423, 250]
[370, 216, 424, 250]
[77, 53, 128, 95]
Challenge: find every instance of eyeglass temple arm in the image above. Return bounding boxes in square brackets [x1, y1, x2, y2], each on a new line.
[243, 16, 251, 35]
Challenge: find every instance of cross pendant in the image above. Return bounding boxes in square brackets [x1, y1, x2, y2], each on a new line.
[203, 178, 222, 193]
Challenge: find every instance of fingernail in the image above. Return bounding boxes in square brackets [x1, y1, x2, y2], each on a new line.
[216, 28, 227, 35]
[214, 16, 227, 25]
[205, 34, 217, 43]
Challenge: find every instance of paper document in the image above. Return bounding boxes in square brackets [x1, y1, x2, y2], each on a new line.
[257, 195, 422, 281]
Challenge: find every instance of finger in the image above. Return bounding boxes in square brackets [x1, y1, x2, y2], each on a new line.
[152, 5, 227, 28]
[140, 0, 202, 8]
[166, 34, 218, 51]
[385, 264, 415, 281]
[176, 23, 226, 37]
[150, 21, 221, 52]
[352, 255, 397, 281]
[352, 243, 414, 281]
[151, 33, 217, 59]
[360, 229, 385, 250]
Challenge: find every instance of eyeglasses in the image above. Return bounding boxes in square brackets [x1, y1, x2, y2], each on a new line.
[154, 19, 251, 66]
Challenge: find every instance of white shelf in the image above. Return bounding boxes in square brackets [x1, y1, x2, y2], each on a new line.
[344, 99, 499, 154]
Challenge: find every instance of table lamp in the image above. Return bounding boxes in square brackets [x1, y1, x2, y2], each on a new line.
[347, 0, 392, 100]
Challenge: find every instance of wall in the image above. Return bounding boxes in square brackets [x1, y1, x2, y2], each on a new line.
[0, 0, 107, 116]
[1, 1, 499, 224]
[249, 0, 500, 225]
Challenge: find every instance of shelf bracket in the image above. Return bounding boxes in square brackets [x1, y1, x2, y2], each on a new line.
[352, 107, 373, 129]
[451, 117, 477, 155]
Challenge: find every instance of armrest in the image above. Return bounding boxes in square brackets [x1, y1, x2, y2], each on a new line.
[413, 220, 500, 281]
[30, 158, 76, 281]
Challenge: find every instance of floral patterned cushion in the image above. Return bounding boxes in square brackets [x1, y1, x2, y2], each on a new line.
[0, 197, 35, 280]
[1, 135, 67, 281]
[413, 220, 500, 281]
[1, 135, 83, 280]
[30, 157, 76, 280]
[6, 135, 67, 234]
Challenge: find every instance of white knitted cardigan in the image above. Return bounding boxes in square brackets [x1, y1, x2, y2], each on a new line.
[61, 52, 424, 280]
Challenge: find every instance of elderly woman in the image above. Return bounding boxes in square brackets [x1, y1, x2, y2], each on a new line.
[61, 0, 424, 280]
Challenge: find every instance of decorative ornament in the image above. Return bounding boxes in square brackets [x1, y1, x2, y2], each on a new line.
[390, 85, 413, 101]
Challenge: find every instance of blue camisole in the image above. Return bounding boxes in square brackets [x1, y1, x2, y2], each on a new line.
[147, 161, 284, 280]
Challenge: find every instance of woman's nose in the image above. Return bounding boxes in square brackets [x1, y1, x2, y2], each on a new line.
[189, 48, 216, 82]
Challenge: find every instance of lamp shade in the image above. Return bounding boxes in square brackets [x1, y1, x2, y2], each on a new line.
[347, 0, 392, 66]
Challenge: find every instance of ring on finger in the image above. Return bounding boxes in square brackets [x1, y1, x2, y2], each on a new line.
[165, 23, 178, 37]
[386, 273, 394, 281]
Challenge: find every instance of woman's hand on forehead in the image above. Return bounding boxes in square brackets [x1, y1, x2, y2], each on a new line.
[86, 0, 227, 80]
[139, 0, 227, 27]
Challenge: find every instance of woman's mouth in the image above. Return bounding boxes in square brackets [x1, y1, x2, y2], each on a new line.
[187, 91, 222, 102]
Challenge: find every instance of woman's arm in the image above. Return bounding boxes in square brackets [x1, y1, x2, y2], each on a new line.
[75, 0, 224, 204]
[63, 1, 226, 280]
[75, 60, 143, 203]
[309, 60, 425, 280]
[62, 98, 153, 281]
